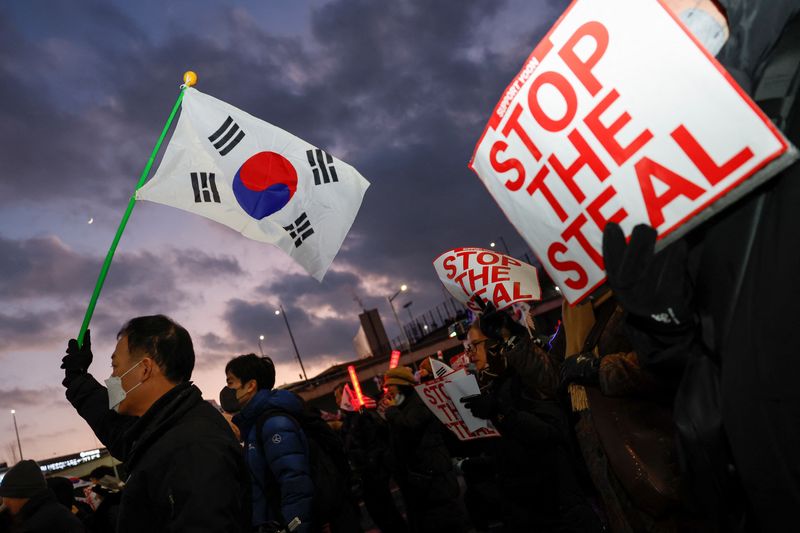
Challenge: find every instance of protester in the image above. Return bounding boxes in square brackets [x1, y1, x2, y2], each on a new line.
[460, 304, 601, 532]
[0, 460, 85, 533]
[601, 1, 800, 530]
[334, 383, 407, 533]
[224, 354, 360, 533]
[60, 316, 250, 532]
[381, 366, 468, 533]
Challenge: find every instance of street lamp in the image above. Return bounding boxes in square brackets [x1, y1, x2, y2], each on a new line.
[258, 335, 265, 356]
[275, 304, 308, 381]
[10, 409, 23, 461]
[489, 236, 511, 255]
[387, 284, 412, 354]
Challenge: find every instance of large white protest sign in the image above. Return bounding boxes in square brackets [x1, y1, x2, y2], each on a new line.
[415, 370, 500, 441]
[469, 0, 796, 304]
[434, 247, 541, 312]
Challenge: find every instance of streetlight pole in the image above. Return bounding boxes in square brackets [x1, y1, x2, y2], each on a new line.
[258, 335, 265, 356]
[10, 410, 22, 461]
[388, 284, 412, 354]
[276, 304, 307, 381]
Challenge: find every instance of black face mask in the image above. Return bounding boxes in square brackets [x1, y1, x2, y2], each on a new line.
[219, 386, 241, 414]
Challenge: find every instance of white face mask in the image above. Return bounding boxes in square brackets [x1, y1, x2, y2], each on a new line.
[105, 360, 144, 412]
[393, 392, 406, 406]
[679, 8, 728, 56]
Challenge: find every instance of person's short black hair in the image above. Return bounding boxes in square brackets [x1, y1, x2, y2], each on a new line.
[225, 354, 275, 390]
[117, 315, 194, 383]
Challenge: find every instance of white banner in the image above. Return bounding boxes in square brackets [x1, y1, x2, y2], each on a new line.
[434, 247, 541, 312]
[415, 370, 500, 441]
[470, 0, 795, 304]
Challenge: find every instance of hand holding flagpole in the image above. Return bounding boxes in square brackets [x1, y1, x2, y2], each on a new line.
[76, 72, 197, 347]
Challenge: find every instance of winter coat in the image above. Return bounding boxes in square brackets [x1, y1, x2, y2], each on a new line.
[483, 340, 598, 532]
[7, 490, 84, 533]
[65, 375, 250, 532]
[384, 390, 467, 533]
[232, 388, 314, 533]
[621, 2, 800, 529]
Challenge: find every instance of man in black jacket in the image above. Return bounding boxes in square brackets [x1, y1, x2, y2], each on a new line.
[60, 315, 250, 532]
[0, 459, 85, 533]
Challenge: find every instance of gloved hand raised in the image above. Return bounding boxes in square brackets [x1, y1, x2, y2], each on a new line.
[602, 223, 693, 332]
[473, 296, 526, 342]
[61, 330, 93, 386]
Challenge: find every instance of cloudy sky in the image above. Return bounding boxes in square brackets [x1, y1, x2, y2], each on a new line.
[0, 0, 566, 461]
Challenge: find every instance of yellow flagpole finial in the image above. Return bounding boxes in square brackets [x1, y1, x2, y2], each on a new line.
[182, 71, 197, 87]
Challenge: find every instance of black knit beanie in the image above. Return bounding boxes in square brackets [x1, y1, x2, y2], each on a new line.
[0, 460, 46, 498]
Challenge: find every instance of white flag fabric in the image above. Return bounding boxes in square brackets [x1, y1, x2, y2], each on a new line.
[136, 87, 370, 281]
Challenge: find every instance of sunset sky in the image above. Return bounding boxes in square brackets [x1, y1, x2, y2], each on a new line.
[0, 0, 565, 462]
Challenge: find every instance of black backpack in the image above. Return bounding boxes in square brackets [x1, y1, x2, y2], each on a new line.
[255, 404, 354, 528]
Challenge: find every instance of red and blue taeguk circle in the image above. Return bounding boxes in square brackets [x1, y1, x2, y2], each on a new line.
[233, 151, 298, 219]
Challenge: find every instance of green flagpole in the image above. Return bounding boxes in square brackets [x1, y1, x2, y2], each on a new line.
[77, 71, 197, 347]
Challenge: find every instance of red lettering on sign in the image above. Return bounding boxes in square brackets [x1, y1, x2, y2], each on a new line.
[586, 184, 627, 230]
[502, 104, 542, 161]
[442, 254, 457, 279]
[547, 241, 588, 290]
[635, 157, 706, 228]
[526, 164, 569, 222]
[584, 88, 653, 165]
[490, 140, 526, 192]
[436, 402, 458, 422]
[454, 249, 478, 269]
[501, 255, 521, 267]
[512, 281, 534, 300]
[491, 266, 511, 283]
[558, 20, 609, 97]
[493, 283, 512, 307]
[468, 266, 490, 291]
[476, 252, 500, 266]
[449, 420, 471, 440]
[562, 213, 604, 270]
[671, 125, 754, 186]
[528, 71, 578, 132]
[548, 129, 610, 203]
[423, 386, 439, 406]
[453, 272, 470, 295]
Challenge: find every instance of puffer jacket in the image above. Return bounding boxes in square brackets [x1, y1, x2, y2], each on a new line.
[233, 389, 313, 533]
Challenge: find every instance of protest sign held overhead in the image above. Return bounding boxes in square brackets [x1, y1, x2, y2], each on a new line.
[434, 247, 541, 312]
[137, 87, 370, 281]
[469, 0, 796, 304]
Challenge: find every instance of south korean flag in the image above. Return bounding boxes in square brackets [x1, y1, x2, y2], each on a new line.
[136, 87, 370, 281]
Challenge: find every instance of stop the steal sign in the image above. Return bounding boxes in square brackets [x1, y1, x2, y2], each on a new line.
[470, 0, 795, 304]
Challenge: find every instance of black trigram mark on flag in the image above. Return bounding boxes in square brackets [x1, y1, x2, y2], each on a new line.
[306, 149, 339, 185]
[191, 172, 221, 203]
[208, 116, 245, 156]
[283, 212, 314, 247]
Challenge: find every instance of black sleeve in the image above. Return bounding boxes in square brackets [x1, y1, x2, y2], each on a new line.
[65, 373, 137, 459]
[164, 441, 248, 533]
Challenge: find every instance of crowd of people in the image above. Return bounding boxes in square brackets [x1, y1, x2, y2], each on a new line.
[1, 1, 798, 532]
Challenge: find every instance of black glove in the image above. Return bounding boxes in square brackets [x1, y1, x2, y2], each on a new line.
[460, 392, 498, 420]
[61, 330, 93, 386]
[602, 223, 693, 333]
[560, 353, 601, 387]
[473, 296, 526, 341]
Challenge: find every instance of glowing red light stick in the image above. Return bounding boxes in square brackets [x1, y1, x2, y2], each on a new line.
[389, 350, 401, 369]
[347, 365, 365, 408]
